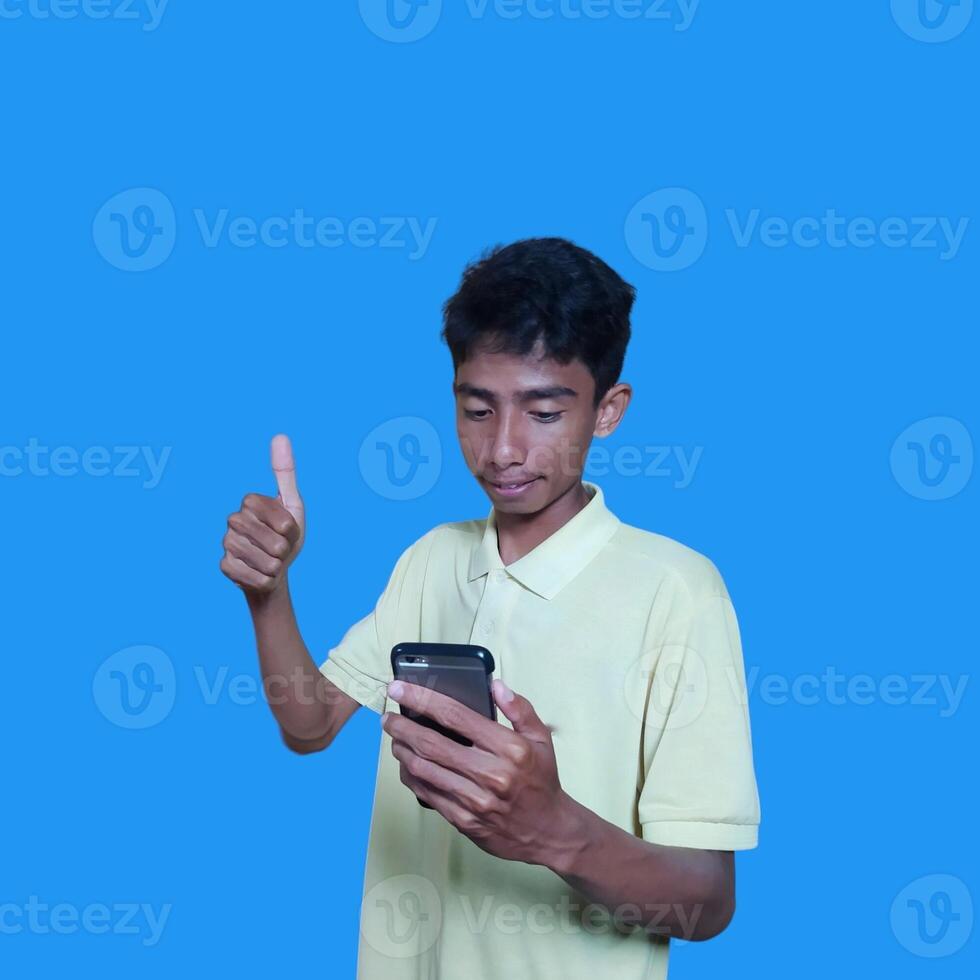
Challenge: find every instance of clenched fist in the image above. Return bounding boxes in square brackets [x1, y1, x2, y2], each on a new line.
[221, 434, 306, 596]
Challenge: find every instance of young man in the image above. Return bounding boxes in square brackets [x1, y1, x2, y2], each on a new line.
[220, 238, 761, 979]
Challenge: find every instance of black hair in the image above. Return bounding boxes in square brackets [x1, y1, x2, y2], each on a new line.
[440, 237, 635, 408]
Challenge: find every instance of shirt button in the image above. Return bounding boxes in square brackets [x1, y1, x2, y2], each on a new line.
[481, 621, 494, 634]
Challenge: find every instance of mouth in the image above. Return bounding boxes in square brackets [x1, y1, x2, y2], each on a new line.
[484, 476, 541, 497]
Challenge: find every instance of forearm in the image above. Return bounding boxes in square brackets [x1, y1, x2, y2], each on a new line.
[245, 580, 336, 743]
[540, 793, 733, 942]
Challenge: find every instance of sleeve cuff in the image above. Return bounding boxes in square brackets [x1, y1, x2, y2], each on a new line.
[319, 657, 387, 715]
[641, 819, 759, 851]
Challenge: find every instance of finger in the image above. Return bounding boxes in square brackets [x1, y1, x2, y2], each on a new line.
[398, 766, 478, 829]
[225, 531, 283, 578]
[390, 739, 493, 812]
[219, 554, 274, 591]
[228, 508, 291, 559]
[383, 711, 498, 784]
[241, 494, 301, 543]
[492, 680, 554, 743]
[387, 681, 513, 754]
[270, 434, 302, 517]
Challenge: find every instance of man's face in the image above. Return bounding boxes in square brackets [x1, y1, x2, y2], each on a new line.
[453, 344, 626, 514]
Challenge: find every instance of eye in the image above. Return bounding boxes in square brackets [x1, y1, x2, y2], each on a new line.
[464, 409, 491, 420]
[532, 412, 563, 423]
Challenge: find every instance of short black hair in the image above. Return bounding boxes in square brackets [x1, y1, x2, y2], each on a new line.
[440, 237, 635, 408]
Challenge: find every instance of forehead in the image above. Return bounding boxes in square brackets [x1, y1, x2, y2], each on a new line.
[454, 348, 593, 396]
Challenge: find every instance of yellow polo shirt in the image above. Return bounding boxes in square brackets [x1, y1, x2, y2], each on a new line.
[319, 480, 760, 979]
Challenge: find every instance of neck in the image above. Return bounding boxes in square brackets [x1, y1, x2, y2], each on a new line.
[494, 481, 592, 566]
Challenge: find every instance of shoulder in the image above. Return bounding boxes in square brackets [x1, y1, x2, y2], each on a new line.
[390, 517, 484, 571]
[605, 519, 730, 604]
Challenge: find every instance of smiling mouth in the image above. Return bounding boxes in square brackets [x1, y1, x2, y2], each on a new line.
[487, 477, 539, 490]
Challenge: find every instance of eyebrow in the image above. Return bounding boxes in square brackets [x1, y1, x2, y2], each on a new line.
[454, 382, 579, 403]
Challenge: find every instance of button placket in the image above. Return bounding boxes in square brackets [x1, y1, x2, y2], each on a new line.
[472, 569, 507, 644]
[471, 569, 517, 693]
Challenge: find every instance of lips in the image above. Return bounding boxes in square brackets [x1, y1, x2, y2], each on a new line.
[490, 477, 535, 489]
[485, 476, 541, 495]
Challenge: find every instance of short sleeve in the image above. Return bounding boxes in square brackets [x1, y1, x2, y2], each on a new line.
[637, 574, 761, 851]
[318, 532, 431, 715]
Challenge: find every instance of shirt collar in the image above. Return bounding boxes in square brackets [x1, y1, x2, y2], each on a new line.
[467, 480, 621, 600]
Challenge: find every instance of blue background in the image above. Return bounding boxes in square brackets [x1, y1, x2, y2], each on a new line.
[1, 1, 976, 976]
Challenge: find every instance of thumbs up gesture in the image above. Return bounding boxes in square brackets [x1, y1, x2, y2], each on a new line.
[220, 435, 306, 597]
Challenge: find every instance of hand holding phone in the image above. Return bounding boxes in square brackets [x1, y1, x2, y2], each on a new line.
[389, 643, 497, 808]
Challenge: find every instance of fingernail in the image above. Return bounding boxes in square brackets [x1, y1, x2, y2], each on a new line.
[496, 679, 514, 704]
[388, 680, 404, 699]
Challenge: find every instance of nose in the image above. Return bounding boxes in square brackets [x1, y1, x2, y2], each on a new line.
[487, 409, 525, 472]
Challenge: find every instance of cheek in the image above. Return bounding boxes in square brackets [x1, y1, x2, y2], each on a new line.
[562, 422, 594, 464]
[528, 426, 590, 472]
[457, 424, 489, 467]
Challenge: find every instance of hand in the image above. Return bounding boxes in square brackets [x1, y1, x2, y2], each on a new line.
[220, 434, 306, 597]
[382, 679, 573, 866]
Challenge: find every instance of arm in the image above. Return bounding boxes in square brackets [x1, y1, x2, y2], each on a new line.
[382, 679, 737, 943]
[246, 583, 361, 753]
[221, 434, 361, 754]
[541, 796, 734, 941]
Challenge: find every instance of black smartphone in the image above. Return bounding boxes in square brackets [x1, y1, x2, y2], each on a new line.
[389, 643, 497, 809]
